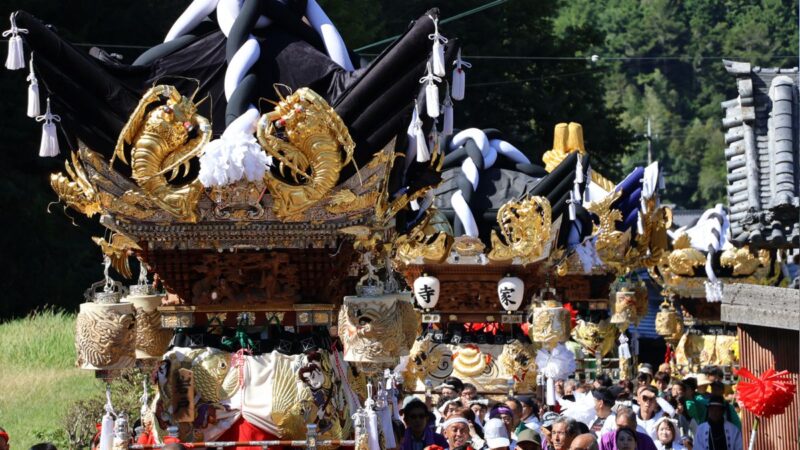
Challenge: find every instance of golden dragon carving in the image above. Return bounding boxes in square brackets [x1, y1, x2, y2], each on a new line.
[113, 85, 212, 222]
[50, 151, 102, 218]
[256, 88, 355, 220]
[488, 195, 552, 264]
[395, 208, 454, 264]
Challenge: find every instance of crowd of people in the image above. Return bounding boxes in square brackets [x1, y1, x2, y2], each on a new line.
[0, 365, 743, 450]
[398, 364, 743, 450]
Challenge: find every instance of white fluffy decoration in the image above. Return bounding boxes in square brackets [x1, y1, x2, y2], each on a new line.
[558, 391, 596, 428]
[428, 15, 447, 77]
[537, 343, 576, 405]
[199, 133, 269, 187]
[535, 343, 576, 380]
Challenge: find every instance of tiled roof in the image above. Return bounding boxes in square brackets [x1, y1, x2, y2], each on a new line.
[720, 61, 800, 249]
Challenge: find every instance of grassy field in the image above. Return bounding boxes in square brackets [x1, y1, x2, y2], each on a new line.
[0, 309, 101, 449]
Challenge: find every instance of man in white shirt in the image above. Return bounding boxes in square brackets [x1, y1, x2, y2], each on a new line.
[635, 385, 664, 442]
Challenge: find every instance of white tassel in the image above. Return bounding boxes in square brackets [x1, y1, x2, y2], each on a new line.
[36, 98, 61, 157]
[618, 334, 631, 359]
[451, 48, 471, 101]
[3, 13, 27, 70]
[575, 156, 584, 183]
[26, 53, 39, 117]
[442, 83, 454, 136]
[412, 102, 430, 163]
[419, 62, 441, 118]
[428, 15, 447, 77]
[546, 377, 556, 406]
[99, 386, 115, 450]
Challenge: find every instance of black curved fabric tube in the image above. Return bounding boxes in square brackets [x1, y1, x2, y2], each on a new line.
[227, 0, 261, 62]
[261, 0, 326, 54]
[483, 128, 503, 140]
[333, 9, 437, 122]
[134, 34, 200, 66]
[225, 73, 259, 125]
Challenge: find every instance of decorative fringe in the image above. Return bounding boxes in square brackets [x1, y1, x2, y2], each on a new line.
[412, 102, 430, 163]
[36, 98, 61, 157]
[420, 62, 442, 118]
[704, 248, 723, 302]
[442, 83, 454, 136]
[427, 15, 447, 77]
[3, 13, 27, 70]
[26, 53, 39, 117]
[451, 48, 471, 101]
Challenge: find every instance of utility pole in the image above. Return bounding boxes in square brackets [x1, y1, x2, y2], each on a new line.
[646, 117, 653, 164]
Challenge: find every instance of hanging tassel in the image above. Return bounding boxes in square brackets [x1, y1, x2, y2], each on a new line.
[36, 98, 61, 157]
[451, 48, 471, 101]
[3, 13, 27, 70]
[420, 62, 442, 118]
[442, 83, 454, 136]
[546, 377, 556, 406]
[26, 53, 39, 117]
[618, 334, 631, 359]
[704, 248, 723, 302]
[99, 386, 115, 450]
[412, 102, 430, 163]
[568, 191, 577, 221]
[365, 382, 381, 450]
[428, 15, 447, 77]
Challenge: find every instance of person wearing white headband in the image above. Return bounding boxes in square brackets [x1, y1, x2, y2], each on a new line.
[443, 416, 472, 449]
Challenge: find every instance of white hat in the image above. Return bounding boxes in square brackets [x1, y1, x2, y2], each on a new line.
[483, 418, 511, 449]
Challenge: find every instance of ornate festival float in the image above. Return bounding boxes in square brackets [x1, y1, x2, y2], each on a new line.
[1, 1, 730, 448]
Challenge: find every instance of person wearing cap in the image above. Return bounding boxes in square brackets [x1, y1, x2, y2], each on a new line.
[516, 427, 542, 450]
[708, 382, 739, 430]
[637, 364, 655, 389]
[540, 411, 561, 450]
[590, 388, 617, 438]
[483, 417, 513, 450]
[634, 386, 665, 442]
[599, 407, 657, 450]
[693, 396, 741, 450]
[401, 397, 449, 450]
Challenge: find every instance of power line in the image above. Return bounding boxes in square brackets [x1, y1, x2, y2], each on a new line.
[353, 0, 510, 52]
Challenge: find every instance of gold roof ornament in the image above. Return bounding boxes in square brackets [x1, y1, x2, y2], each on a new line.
[488, 195, 552, 264]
